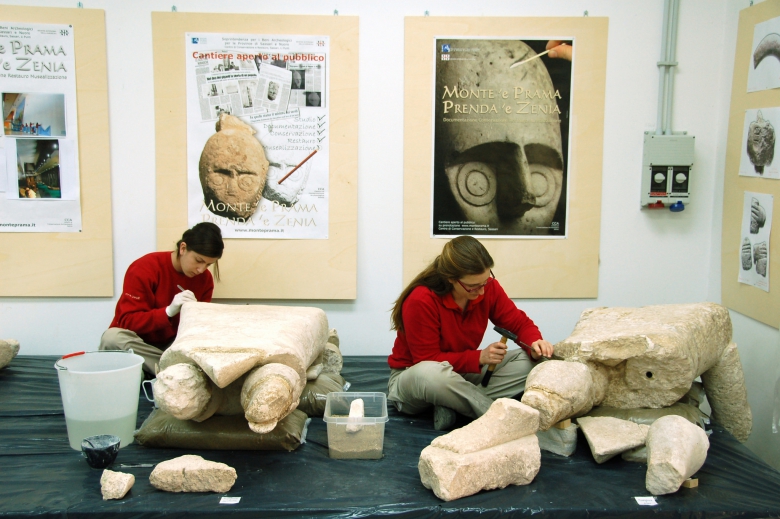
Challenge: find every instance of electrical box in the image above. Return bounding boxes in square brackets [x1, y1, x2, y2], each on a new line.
[641, 133, 694, 210]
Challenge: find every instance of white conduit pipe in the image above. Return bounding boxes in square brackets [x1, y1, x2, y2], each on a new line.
[663, 0, 680, 135]
[655, 0, 671, 136]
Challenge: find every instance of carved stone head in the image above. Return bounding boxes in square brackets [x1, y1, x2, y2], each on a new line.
[199, 114, 269, 220]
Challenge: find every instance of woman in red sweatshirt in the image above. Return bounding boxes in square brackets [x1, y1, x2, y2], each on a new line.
[100, 222, 224, 376]
[387, 235, 553, 430]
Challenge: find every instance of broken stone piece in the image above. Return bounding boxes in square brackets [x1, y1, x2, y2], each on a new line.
[645, 415, 709, 495]
[153, 363, 212, 421]
[100, 469, 135, 500]
[0, 339, 20, 369]
[149, 454, 237, 493]
[576, 416, 649, 464]
[346, 398, 365, 433]
[321, 343, 343, 375]
[306, 363, 323, 380]
[700, 343, 752, 442]
[521, 360, 607, 430]
[622, 445, 647, 463]
[241, 363, 302, 434]
[536, 423, 578, 457]
[419, 435, 540, 501]
[327, 328, 340, 347]
[432, 399, 539, 454]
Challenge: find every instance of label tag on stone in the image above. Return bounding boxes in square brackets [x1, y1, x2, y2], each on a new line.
[220, 497, 241, 504]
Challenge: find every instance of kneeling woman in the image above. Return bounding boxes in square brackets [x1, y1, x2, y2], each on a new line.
[100, 222, 224, 376]
[387, 236, 553, 430]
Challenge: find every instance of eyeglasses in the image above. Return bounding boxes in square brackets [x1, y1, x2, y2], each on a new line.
[456, 270, 495, 293]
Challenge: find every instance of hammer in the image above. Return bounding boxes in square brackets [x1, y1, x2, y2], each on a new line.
[482, 326, 518, 387]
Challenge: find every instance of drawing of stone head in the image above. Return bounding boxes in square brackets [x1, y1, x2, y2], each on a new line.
[199, 114, 269, 220]
[746, 110, 775, 175]
[436, 40, 564, 235]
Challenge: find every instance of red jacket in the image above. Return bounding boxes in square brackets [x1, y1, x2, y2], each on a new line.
[109, 252, 213, 347]
[388, 280, 543, 374]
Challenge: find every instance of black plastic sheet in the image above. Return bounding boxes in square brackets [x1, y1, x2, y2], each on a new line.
[2, 355, 780, 518]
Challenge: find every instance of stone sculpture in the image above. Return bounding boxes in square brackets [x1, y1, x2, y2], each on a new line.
[0, 339, 19, 369]
[153, 302, 328, 433]
[419, 398, 541, 501]
[149, 454, 237, 493]
[199, 114, 269, 221]
[100, 469, 135, 500]
[521, 303, 752, 442]
[746, 111, 775, 175]
[645, 415, 709, 495]
[435, 40, 564, 235]
[576, 416, 650, 464]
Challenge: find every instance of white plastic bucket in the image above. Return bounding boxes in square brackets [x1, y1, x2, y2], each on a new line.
[55, 350, 144, 451]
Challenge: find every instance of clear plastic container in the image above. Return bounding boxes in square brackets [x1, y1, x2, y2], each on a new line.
[323, 392, 388, 459]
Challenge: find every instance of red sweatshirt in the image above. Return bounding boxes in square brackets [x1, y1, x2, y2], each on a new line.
[109, 251, 214, 347]
[387, 280, 543, 374]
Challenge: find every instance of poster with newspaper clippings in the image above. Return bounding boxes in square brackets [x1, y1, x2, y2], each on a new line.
[0, 22, 82, 232]
[185, 32, 329, 239]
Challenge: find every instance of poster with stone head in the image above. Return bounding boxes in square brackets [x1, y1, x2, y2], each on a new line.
[739, 191, 773, 292]
[432, 38, 572, 238]
[185, 32, 330, 239]
[740, 107, 780, 178]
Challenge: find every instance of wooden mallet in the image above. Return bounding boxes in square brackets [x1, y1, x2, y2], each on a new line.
[482, 326, 517, 387]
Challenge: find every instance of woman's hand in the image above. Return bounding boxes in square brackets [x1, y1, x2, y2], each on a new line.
[479, 341, 508, 366]
[530, 339, 554, 360]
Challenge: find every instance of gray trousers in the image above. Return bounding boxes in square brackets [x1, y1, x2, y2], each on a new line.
[99, 328, 170, 376]
[387, 348, 533, 419]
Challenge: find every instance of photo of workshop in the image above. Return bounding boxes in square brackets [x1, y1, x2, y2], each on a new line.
[1, 1, 780, 518]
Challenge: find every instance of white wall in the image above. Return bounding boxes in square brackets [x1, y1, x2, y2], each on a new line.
[2, 0, 779, 469]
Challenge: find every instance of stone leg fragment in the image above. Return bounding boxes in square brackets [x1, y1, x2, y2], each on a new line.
[700, 342, 752, 442]
[537, 423, 578, 457]
[149, 455, 237, 493]
[0, 339, 20, 369]
[241, 363, 302, 433]
[432, 399, 540, 454]
[521, 360, 607, 430]
[645, 415, 709, 495]
[153, 364, 213, 421]
[576, 416, 650, 463]
[419, 435, 540, 501]
[100, 469, 135, 500]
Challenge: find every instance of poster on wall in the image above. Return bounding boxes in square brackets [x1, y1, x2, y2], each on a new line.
[0, 22, 82, 232]
[740, 107, 780, 179]
[738, 191, 773, 292]
[186, 32, 329, 239]
[748, 15, 780, 92]
[431, 38, 572, 238]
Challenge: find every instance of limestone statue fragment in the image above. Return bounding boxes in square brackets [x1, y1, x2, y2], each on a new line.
[576, 416, 650, 464]
[419, 399, 541, 501]
[536, 423, 578, 457]
[153, 302, 328, 433]
[522, 303, 752, 442]
[645, 415, 709, 495]
[100, 469, 135, 500]
[149, 455, 237, 493]
[0, 339, 20, 369]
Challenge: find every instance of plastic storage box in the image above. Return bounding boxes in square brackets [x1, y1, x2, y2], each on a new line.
[323, 392, 389, 459]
